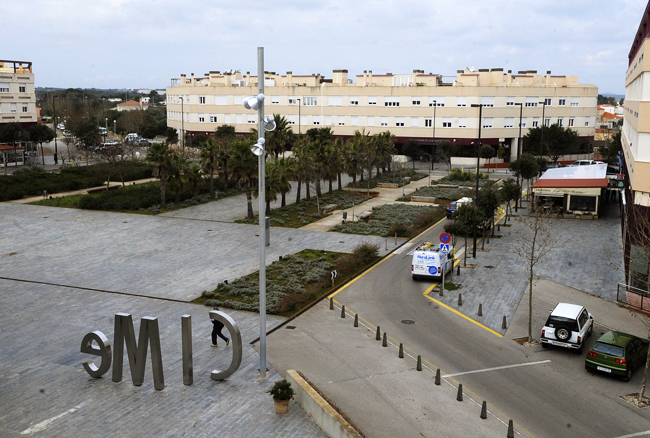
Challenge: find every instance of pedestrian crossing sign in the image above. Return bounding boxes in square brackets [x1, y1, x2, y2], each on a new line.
[440, 243, 450, 253]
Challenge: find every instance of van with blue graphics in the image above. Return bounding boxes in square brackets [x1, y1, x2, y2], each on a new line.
[411, 241, 454, 280]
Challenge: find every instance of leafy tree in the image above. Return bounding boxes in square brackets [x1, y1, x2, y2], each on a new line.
[215, 125, 236, 139]
[147, 142, 176, 208]
[480, 144, 496, 171]
[73, 118, 101, 148]
[402, 140, 421, 169]
[165, 127, 179, 144]
[28, 124, 55, 165]
[599, 132, 621, 165]
[452, 202, 484, 265]
[434, 140, 459, 171]
[499, 178, 522, 221]
[229, 136, 258, 219]
[475, 183, 500, 249]
[0, 122, 23, 145]
[117, 110, 145, 136]
[524, 124, 579, 164]
[509, 153, 539, 196]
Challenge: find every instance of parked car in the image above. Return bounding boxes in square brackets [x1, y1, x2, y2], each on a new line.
[540, 303, 593, 353]
[446, 197, 473, 219]
[568, 160, 602, 166]
[585, 331, 649, 381]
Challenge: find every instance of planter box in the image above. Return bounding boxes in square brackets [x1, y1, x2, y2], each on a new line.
[357, 191, 380, 197]
[411, 196, 436, 203]
[377, 183, 399, 189]
[436, 184, 460, 189]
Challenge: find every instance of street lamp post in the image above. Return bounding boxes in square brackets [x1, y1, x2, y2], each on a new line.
[104, 117, 108, 144]
[429, 100, 437, 186]
[297, 98, 301, 135]
[470, 103, 483, 259]
[514, 102, 523, 212]
[52, 95, 58, 164]
[113, 120, 116, 140]
[539, 100, 547, 161]
[180, 97, 185, 152]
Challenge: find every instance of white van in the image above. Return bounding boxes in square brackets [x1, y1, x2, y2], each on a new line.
[125, 133, 139, 142]
[411, 242, 454, 280]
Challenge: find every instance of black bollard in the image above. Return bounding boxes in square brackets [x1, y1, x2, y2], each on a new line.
[478, 303, 483, 317]
[457, 265, 460, 275]
[507, 419, 514, 438]
[376, 326, 381, 340]
[435, 368, 441, 385]
[480, 401, 487, 419]
[416, 355, 422, 371]
[330, 297, 333, 310]
[457, 384, 463, 401]
[341, 305, 346, 318]
[502, 316, 507, 330]
[458, 293, 463, 306]
[498, 223, 501, 231]
[354, 313, 359, 327]
[399, 343, 404, 358]
[382, 332, 388, 347]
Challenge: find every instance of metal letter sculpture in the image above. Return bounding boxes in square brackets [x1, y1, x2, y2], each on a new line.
[209, 310, 242, 381]
[112, 313, 165, 390]
[80, 330, 112, 377]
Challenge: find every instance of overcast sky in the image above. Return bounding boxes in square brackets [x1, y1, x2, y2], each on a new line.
[5, 0, 647, 94]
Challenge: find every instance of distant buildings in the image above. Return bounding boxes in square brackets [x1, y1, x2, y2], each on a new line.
[166, 67, 597, 160]
[0, 60, 37, 129]
[117, 100, 148, 112]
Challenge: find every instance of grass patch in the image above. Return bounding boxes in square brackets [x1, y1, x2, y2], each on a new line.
[443, 282, 459, 291]
[399, 185, 475, 202]
[235, 190, 371, 228]
[330, 203, 445, 237]
[193, 243, 380, 317]
[347, 169, 427, 190]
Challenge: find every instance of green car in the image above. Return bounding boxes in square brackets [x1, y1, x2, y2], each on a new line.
[585, 331, 649, 381]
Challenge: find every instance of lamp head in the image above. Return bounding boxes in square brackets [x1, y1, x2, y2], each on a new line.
[243, 93, 265, 110]
[251, 137, 265, 156]
[263, 115, 276, 132]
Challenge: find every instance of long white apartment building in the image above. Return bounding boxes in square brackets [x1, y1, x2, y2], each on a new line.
[166, 67, 597, 160]
[0, 60, 37, 129]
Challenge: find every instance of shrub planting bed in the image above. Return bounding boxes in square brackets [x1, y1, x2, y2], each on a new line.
[347, 169, 427, 190]
[330, 203, 444, 237]
[398, 185, 475, 202]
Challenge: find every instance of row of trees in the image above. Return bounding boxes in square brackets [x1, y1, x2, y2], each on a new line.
[145, 117, 398, 215]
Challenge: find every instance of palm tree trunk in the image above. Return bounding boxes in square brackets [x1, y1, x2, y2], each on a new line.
[306, 180, 311, 200]
[328, 179, 333, 194]
[246, 191, 254, 219]
[295, 180, 301, 204]
[266, 199, 271, 215]
[209, 165, 215, 199]
[160, 179, 167, 208]
[338, 173, 342, 190]
[281, 192, 286, 208]
[316, 180, 322, 197]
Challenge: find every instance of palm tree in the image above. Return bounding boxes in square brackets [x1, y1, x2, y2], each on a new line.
[274, 157, 295, 207]
[199, 137, 219, 198]
[292, 136, 315, 204]
[229, 136, 258, 219]
[265, 115, 293, 159]
[186, 164, 203, 199]
[260, 159, 281, 215]
[147, 142, 175, 208]
[168, 152, 190, 204]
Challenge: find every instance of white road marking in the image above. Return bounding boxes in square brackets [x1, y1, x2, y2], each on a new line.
[442, 360, 551, 378]
[394, 242, 413, 255]
[21, 404, 84, 434]
[613, 431, 650, 438]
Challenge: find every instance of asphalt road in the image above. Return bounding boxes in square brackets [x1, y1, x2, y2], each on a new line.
[333, 215, 650, 438]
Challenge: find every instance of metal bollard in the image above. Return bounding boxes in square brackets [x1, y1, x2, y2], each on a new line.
[502, 316, 507, 330]
[435, 368, 441, 385]
[382, 332, 388, 347]
[399, 343, 404, 358]
[330, 297, 333, 310]
[457, 265, 460, 275]
[341, 305, 346, 318]
[498, 223, 501, 231]
[354, 313, 359, 327]
[457, 384, 463, 401]
[439, 285, 444, 297]
[458, 293, 463, 306]
[480, 401, 487, 419]
[416, 355, 422, 371]
[376, 326, 381, 340]
[478, 303, 483, 317]
[507, 419, 514, 438]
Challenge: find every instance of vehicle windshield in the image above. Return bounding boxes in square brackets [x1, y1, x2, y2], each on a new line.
[545, 316, 579, 331]
[591, 342, 624, 357]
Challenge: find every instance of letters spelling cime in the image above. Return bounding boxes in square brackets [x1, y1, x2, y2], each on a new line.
[80, 311, 243, 390]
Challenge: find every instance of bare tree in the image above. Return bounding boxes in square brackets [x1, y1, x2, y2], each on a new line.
[512, 215, 553, 342]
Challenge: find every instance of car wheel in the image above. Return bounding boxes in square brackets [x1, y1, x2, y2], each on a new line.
[541, 342, 549, 349]
[576, 344, 583, 354]
[624, 367, 633, 382]
[585, 364, 593, 372]
[556, 327, 571, 341]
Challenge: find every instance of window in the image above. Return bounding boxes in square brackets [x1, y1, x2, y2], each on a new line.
[198, 115, 205, 123]
[0, 83, 9, 92]
[506, 97, 515, 106]
[236, 114, 242, 124]
[367, 117, 375, 127]
[368, 96, 377, 105]
[504, 117, 514, 128]
[300, 115, 308, 126]
[458, 118, 467, 128]
[558, 98, 566, 106]
[22, 104, 28, 113]
[313, 116, 320, 125]
[215, 96, 228, 105]
[288, 97, 297, 105]
[210, 115, 218, 123]
[349, 96, 359, 105]
[521, 119, 527, 128]
[525, 97, 538, 107]
[571, 97, 579, 107]
[234, 96, 243, 105]
[395, 117, 405, 127]
[303, 96, 317, 106]
[412, 97, 421, 106]
[429, 97, 444, 107]
[442, 118, 451, 128]
[385, 97, 400, 107]
[199, 96, 206, 104]
[247, 114, 256, 124]
[544, 97, 552, 106]
[10, 103, 16, 113]
[380, 117, 388, 127]
[457, 96, 467, 107]
[338, 116, 345, 126]
[568, 118, 574, 127]
[557, 118, 563, 127]
[480, 96, 495, 107]
[271, 96, 279, 104]
[569, 195, 597, 212]
[351, 116, 358, 126]
[411, 117, 419, 128]
[19, 83, 26, 93]
[532, 118, 539, 127]
[225, 115, 232, 123]
[425, 118, 432, 128]
[544, 118, 550, 127]
[325, 116, 332, 126]
[288, 115, 296, 125]
[483, 118, 493, 128]
[328, 96, 342, 106]
[585, 118, 590, 127]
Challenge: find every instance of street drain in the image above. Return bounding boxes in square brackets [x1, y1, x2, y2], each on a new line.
[484, 266, 495, 268]
[401, 320, 415, 325]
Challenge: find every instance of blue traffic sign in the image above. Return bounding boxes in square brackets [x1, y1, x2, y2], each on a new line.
[440, 243, 450, 253]
[440, 232, 451, 244]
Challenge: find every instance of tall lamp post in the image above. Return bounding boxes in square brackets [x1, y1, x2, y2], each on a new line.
[539, 100, 547, 162]
[104, 118, 108, 144]
[113, 120, 116, 140]
[514, 102, 523, 212]
[52, 95, 58, 164]
[180, 97, 185, 152]
[429, 100, 437, 186]
[243, 47, 276, 379]
[297, 98, 301, 135]
[470, 103, 483, 258]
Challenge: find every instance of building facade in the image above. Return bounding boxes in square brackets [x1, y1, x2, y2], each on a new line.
[622, 1, 650, 291]
[166, 67, 597, 159]
[0, 60, 37, 129]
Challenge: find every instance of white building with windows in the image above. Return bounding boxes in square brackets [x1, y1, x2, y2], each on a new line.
[0, 60, 37, 129]
[166, 67, 597, 159]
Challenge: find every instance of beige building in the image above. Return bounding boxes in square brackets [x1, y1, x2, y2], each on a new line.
[166, 67, 597, 159]
[117, 100, 148, 112]
[0, 60, 37, 129]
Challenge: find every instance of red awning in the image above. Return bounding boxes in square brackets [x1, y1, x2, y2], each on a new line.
[531, 178, 609, 189]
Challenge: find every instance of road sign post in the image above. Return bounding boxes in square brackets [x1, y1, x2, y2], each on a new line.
[439, 243, 450, 292]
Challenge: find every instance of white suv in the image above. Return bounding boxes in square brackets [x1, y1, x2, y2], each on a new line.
[540, 303, 593, 353]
